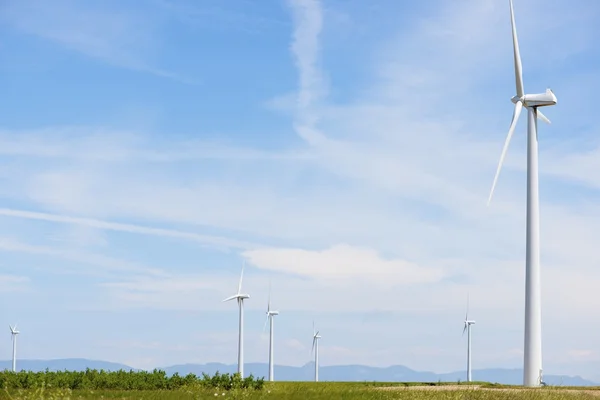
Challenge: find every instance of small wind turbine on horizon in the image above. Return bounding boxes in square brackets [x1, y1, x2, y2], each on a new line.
[9, 324, 19, 372]
[487, 0, 556, 387]
[222, 261, 250, 378]
[263, 282, 279, 382]
[462, 296, 475, 383]
[311, 322, 321, 382]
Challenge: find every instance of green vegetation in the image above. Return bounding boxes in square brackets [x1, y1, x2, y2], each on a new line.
[0, 369, 264, 395]
[0, 372, 599, 400]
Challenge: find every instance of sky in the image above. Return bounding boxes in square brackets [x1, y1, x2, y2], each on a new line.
[1, 0, 600, 381]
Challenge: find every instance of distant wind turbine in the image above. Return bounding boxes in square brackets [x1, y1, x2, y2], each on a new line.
[222, 261, 250, 378]
[262, 282, 279, 382]
[9, 324, 19, 372]
[487, 0, 556, 387]
[462, 296, 475, 382]
[311, 322, 321, 382]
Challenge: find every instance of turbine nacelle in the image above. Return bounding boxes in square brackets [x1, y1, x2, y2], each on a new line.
[222, 293, 250, 302]
[9, 325, 19, 335]
[512, 89, 557, 108]
[223, 261, 250, 302]
[267, 310, 279, 316]
[311, 331, 321, 355]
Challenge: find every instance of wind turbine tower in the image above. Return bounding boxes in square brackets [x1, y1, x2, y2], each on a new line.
[462, 297, 475, 382]
[263, 283, 279, 382]
[487, 0, 556, 387]
[311, 322, 321, 382]
[9, 324, 19, 372]
[223, 261, 250, 378]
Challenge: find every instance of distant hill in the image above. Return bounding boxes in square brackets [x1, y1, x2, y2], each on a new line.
[1, 359, 596, 386]
[162, 362, 598, 386]
[0, 358, 137, 373]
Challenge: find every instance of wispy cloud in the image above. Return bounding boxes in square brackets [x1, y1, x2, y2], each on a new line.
[0, 274, 30, 291]
[0, 208, 259, 251]
[0, 127, 311, 163]
[0, 236, 165, 278]
[154, 0, 289, 34]
[1, 0, 196, 83]
[287, 0, 326, 144]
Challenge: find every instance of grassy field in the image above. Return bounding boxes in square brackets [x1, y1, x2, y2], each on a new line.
[2, 382, 600, 400]
[1, 370, 598, 399]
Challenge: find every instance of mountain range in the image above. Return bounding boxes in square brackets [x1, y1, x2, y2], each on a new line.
[0, 359, 596, 386]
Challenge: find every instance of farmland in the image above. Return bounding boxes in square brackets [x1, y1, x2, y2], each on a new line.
[1, 371, 600, 399]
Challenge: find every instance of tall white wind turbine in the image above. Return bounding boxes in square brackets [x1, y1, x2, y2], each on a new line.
[9, 324, 19, 372]
[487, 0, 557, 387]
[223, 261, 250, 378]
[311, 322, 321, 382]
[262, 282, 279, 382]
[462, 296, 475, 383]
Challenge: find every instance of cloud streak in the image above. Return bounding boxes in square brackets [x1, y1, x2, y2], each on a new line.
[287, 0, 326, 144]
[0, 127, 312, 163]
[0, 236, 165, 278]
[0, 208, 260, 251]
[1, 0, 196, 83]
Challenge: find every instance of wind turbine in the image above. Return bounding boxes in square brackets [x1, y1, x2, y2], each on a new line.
[222, 261, 250, 378]
[311, 322, 321, 382]
[9, 324, 19, 372]
[487, 0, 556, 387]
[462, 296, 475, 383]
[262, 282, 279, 382]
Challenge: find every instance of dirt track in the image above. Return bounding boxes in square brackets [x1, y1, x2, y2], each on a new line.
[377, 385, 600, 395]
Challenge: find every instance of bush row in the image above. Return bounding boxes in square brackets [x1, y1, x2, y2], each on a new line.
[0, 369, 265, 391]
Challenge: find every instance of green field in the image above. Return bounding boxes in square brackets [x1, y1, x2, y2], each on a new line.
[1, 370, 599, 399]
[3, 383, 600, 400]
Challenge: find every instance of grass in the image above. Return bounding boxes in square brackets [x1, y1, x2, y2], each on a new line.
[2, 381, 600, 400]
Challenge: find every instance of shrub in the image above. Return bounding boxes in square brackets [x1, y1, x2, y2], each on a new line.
[0, 369, 265, 392]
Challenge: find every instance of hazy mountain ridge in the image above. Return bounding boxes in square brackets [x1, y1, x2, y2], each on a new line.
[1, 359, 596, 386]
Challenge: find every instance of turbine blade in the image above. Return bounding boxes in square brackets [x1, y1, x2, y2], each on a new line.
[487, 101, 523, 206]
[267, 280, 271, 312]
[237, 260, 245, 294]
[466, 293, 470, 321]
[222, 295, 238, 302]
[263, 314, 269, 333]
[509, 0, 524, 98]
[462, 323, 467, 336]
[537, 109, 551, 124]
[311, 336, 316, 356]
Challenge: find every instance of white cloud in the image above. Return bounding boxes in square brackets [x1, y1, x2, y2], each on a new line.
[0, 274, 30, 292]
[284, 338, 305, 351]
[243, 244, 445, 287]
[566, 350, 596, 361]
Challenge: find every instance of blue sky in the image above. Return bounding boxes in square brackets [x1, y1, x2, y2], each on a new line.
[1, 0, 600, 381]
